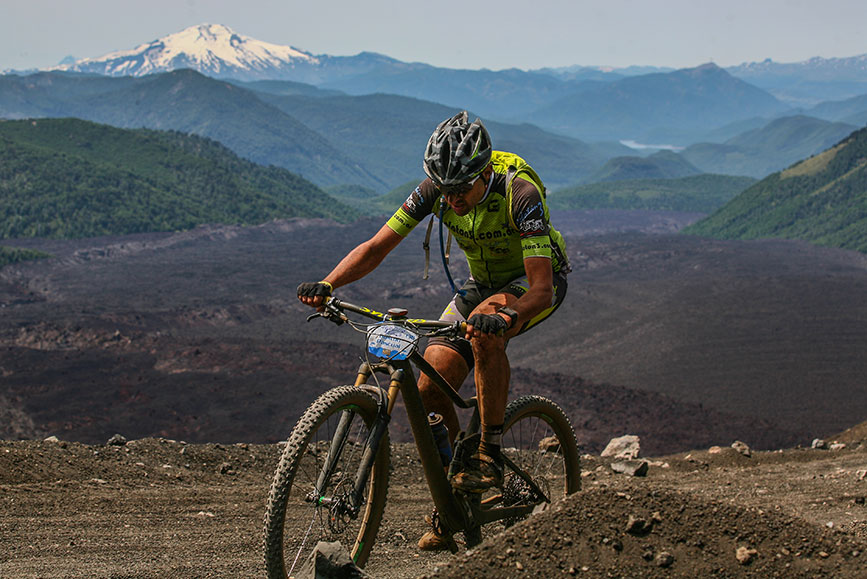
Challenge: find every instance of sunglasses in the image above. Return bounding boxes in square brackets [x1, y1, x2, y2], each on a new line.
[439, 174, 481, 198]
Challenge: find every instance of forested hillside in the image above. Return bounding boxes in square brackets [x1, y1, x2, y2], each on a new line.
[682, 115, 857, 178]
[586, 150, 702, 183]
[684, 126, 867, 252]
[549, 174, 756, 213]
[0, 118, 357, 239]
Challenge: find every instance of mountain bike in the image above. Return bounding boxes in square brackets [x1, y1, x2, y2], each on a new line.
[263, 297, 581, 578]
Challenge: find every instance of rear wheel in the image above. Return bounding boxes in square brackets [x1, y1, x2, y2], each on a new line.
[263, 386, 390, 578]
[498, 395, 580, 525]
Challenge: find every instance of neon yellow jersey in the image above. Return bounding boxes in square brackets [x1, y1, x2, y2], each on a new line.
[386, 151, 569, 288]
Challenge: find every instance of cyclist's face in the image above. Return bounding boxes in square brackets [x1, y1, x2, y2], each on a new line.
[442, 172, 487, 215]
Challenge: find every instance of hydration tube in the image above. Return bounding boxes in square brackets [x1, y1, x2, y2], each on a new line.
[439, 203, 466, 297]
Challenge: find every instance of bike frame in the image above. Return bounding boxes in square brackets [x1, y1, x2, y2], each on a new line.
[322, 298, 546, 538]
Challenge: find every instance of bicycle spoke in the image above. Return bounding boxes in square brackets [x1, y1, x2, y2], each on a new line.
[490, 396, 580, 534]
[266, 388, 390, 578]
[289, 511, 319, 575]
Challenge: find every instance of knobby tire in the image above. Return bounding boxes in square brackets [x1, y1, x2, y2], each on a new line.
[263, 386, 390, 578]
[499, 395, 581, 514]
[464, 395, 580, 548]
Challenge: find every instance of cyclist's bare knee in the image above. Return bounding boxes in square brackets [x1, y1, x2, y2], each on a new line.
[470, 331, 508, 366]
[421, 344, 469, 382]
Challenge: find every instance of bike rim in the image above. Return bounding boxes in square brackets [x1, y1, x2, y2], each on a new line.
[499, 412, 570, 516]
[284, 406, 375, 576]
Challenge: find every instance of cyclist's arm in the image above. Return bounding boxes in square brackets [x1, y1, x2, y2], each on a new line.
[503, 178, 555, 328]
[335, 180, 438, 285]
[502, 256, 554, 329]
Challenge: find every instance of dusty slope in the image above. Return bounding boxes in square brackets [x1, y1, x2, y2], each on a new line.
[1, 432, 865, 578]
[513, 231, 867, 438]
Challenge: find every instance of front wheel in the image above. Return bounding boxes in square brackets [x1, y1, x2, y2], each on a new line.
[499, 395, 581, 524]
[263, 386, 390, 578]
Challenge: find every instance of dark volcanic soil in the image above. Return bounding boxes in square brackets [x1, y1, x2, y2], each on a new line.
[2, 212, 866, 451]
[2, 211, 867, 577]
[1, 430, 865, 578]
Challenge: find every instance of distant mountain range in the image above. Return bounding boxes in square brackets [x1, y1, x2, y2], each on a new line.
[5, 112, 861, 255]
[808, 93, 867, 126]
[527, 63, 792, 143]
[3, 23, 867, 193]
[43, 24, 867, 141]
[728, 55, 867, 106]
[0, 69, 621, 190]
[681, 115, 858, 178]
[49, 24, 867, 106]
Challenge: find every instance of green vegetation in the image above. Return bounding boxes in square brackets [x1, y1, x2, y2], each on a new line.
[371, 180, 421, 215]
[681, 115, 857, 178]
[684, 127, 867, 253]
[324, 179, 421, 216]
[548, 174, 756, 213]
[0, 118, 358, 239]
[0, 245, 50, 267]
[324, 183, 383, 212]
[325, 184, 380, 200]
[588, 150, 701, 183]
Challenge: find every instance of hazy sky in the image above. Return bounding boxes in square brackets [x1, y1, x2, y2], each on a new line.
[3, 0, 867, 72]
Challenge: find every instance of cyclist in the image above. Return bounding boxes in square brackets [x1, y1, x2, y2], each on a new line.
[298, 110, 569, 551]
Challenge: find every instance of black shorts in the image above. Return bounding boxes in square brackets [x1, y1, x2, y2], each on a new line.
[426, 270, 568, 368]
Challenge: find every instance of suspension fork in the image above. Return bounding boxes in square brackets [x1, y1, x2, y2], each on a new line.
[347, 367, 403, 509]
[313, 408, 355, 498]
[311, 364, 398, 512]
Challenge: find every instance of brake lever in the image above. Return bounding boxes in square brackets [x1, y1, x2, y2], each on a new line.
[306, 306, 346, 326]
[427, 321, 463, 338]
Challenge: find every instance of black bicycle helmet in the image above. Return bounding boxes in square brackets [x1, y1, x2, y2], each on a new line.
[423, 111, 492, 186]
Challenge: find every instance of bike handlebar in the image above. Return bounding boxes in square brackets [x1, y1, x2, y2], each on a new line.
[311, 296, 478, 410]
[315, 296, 466, 335]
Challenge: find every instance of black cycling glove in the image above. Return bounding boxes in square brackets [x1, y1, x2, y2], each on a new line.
[297, 281, 333, 299]
[467, 313, 509, 336]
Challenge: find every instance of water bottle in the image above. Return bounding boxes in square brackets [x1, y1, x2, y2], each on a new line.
[428, 412, 453, 467]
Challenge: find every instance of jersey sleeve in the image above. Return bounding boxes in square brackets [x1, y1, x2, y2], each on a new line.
[385, 180, 439, 237]
[510, 176, 554, 260]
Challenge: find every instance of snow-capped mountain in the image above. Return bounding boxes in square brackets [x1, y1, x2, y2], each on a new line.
[728, 54, 867, 81]
[725, 54, 867, 105]
[54, 24, 322, 80]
